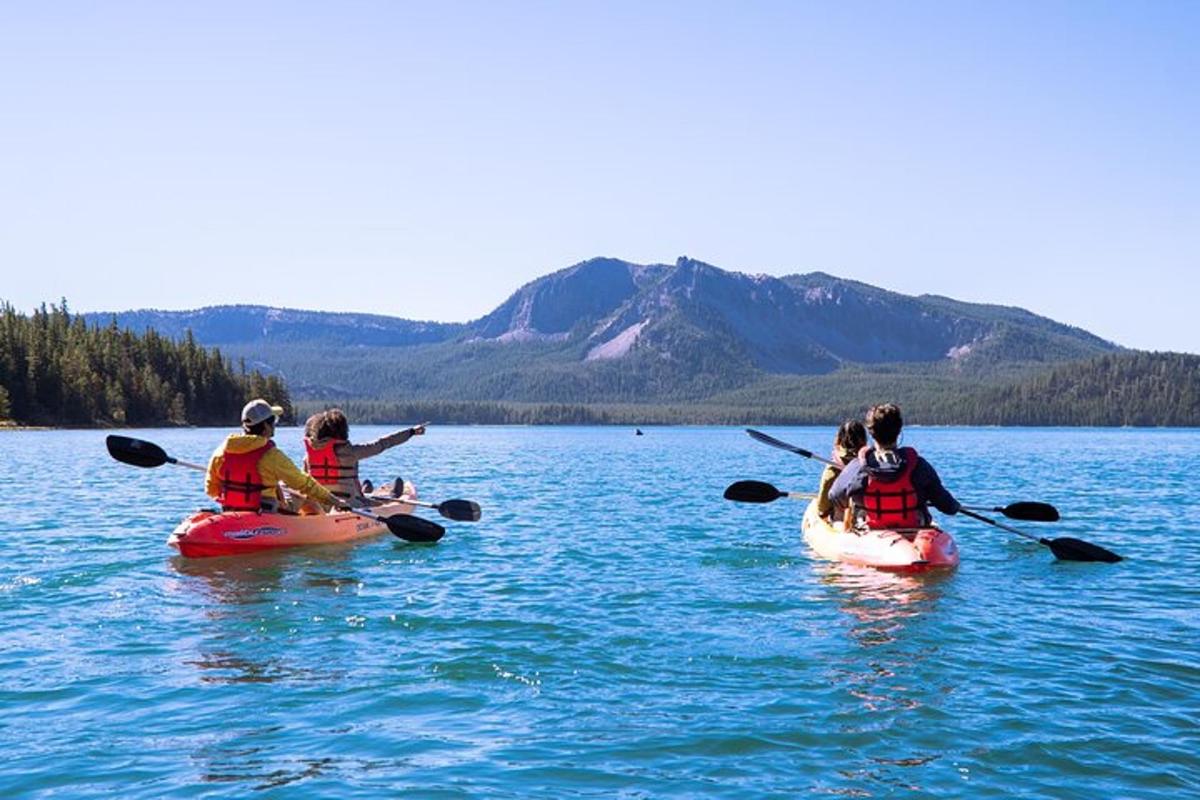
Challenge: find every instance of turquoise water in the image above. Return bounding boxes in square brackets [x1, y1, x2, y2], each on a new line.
[1, 425, 1196, 798]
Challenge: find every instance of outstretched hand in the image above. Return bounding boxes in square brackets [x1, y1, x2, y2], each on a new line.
[410, 423, 427, 436]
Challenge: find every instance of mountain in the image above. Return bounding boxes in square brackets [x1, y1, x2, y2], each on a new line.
[95, 305, 462, 347]
[90, 256, 1121, 405]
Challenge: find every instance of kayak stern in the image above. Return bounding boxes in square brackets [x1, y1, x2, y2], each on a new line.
[801, 500, 959, 573]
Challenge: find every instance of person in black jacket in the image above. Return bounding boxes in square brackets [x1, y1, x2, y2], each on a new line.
[828, 403, 959, 529]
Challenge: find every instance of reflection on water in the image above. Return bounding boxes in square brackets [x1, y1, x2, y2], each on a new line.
[817, 563, 951, 649]
[192, 726, 346, 790]
[166, 549, 362, 687]
[185, 651, 302, 685]
[815, 563, 955, 795]
[168, 547, 361, 607]
[167, 550, 368, 785]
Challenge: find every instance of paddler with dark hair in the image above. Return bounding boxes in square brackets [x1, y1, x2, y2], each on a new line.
[205, 399, 349, 513]
[828, 402, 960, 529]
[816, 419, 867, 521]
[303, 408, 426, 506]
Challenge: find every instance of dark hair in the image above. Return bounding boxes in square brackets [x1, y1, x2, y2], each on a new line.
[865, 403, 903, 446]
[316, 408, 350, 441]
[244, 418, 274, 437]
[835, 419, 867, 454]
[303, 411, 325, 441]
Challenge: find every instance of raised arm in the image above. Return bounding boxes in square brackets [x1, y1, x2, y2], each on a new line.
[342, 423, 426, 461]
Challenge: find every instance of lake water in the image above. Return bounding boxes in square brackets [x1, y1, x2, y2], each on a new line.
[0, 425, 1196, 798]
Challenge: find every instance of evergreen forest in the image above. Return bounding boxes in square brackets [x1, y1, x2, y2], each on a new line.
[0, 302, 292, 426]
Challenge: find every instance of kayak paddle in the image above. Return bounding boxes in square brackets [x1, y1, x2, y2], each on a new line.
[723, 480, 815, 503]
[348, 508, 445, 543]
[728, 480, 1060, 525]
[960, 502, 1059, 523]
[402, 497, 482, 522]
[958, 508, 1122, 563]
[743, 429, 1120, 562]
[107, 434, 206, 472]
[745, 428, 839, 467]
[365, 478, 482, 522]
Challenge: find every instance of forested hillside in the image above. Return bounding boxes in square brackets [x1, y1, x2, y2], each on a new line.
[0, 302, 292, 426]
[923, 351, 1200, 426]
[294, 352, 1200, 427]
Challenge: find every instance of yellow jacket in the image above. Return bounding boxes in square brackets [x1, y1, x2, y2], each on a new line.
[206, 433, 337, 509]
[816, 464, 841, 518]
[816, 445, 859, 519]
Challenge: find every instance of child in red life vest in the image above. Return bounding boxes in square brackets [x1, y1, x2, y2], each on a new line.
[303, 408, 425, 505]
[827, 403, 960, 529]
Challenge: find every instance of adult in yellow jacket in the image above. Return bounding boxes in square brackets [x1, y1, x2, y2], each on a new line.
[206, 399, 346, 513]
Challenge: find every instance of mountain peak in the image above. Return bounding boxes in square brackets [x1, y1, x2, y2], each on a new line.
[88, 256, 1122, 403]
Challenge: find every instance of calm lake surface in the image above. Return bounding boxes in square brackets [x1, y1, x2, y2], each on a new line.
[1, 426, 1196, 798]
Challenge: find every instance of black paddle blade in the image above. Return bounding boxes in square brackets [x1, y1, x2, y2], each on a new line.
[1047, 537, 1122, 563]
[1000, 502, 1060, 522]
[723, 480, 784, 503]
[106, 435, 169, 468]
[385, 513, 445, 543]
[437, 499, 482, 522]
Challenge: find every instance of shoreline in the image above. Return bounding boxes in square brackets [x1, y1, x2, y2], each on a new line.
[3, 421, 1197, 431]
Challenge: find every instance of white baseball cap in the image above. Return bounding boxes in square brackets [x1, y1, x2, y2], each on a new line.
[241, 398, 284, 426]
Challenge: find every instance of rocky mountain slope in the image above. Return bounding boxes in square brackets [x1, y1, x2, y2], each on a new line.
[92, 256, 1119, 402]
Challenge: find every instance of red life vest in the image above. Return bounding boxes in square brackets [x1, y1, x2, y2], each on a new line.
[304, 438, 358, 489]
[860, 446, 923, 529]
[218, 441, 274, 511]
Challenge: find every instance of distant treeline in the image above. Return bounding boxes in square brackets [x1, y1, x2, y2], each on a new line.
[0, 301, 293, 426]
[922, 351, 1200, 427]
[294, 399, 788, 426]
[297, 351, 1200, 427]
[6, 300, 1194, 428]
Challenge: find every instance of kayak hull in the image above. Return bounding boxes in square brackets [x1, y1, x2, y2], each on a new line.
[801, 500, 959, 573]
[169, 493, 417, 559]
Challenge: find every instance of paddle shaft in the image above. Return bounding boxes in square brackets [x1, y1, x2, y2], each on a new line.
[958, 508, 1045, 544]
[346, 507, 395, 525]
[394, 496, 438, 510]
[746, 429, 840, 468]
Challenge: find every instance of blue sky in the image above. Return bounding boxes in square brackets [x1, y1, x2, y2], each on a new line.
[1, 1, 1196, 351]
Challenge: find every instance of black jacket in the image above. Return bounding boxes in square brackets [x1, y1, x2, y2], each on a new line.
[828, 447, 960, 516]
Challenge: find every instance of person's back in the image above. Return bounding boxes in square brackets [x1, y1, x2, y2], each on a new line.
[816, 419, 867, 520]
[206, 399, 340, 513]
[212, 432, 277, 511]
[856, 445, 926, 528]
[828, 403, 959, 529]
[303, 408, 425, 504]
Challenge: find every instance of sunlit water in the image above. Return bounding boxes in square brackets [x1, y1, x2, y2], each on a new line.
[0, 426, 1196, 798]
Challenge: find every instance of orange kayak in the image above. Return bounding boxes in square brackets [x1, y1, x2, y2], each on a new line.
[169, 496, 417, 559]
[801, 500, 959, 573]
